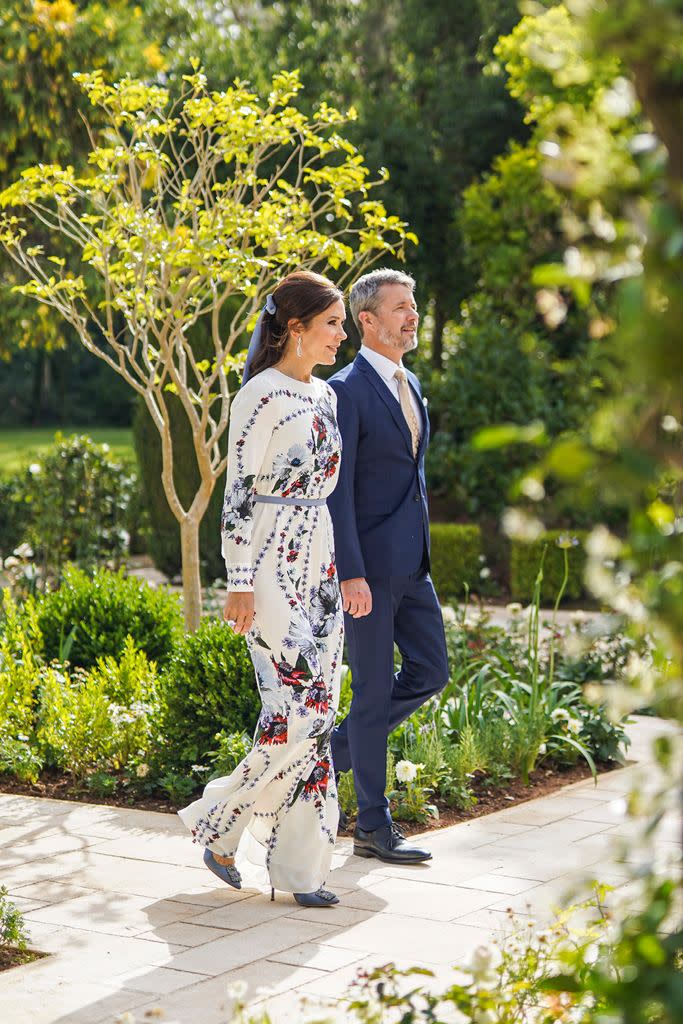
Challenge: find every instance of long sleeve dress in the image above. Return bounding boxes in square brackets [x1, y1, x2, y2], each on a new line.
[178, 366, 344, 894]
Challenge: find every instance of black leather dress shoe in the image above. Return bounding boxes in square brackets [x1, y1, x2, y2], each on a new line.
[353, 823, 432, 863]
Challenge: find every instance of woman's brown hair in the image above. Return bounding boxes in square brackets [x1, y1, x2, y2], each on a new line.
[248, 271, 343, 378]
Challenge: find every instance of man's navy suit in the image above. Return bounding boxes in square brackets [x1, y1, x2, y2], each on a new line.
[327, 352, 449, 831]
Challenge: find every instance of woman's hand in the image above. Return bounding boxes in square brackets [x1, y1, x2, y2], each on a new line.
[223, 591, 255, 635]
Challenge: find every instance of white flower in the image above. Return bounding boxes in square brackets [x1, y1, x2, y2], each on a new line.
[473, 1010, 496, 1024]
[567, 718, 582, 735]
[501, 508, 544, 542]
[479, 567, 491, 579]
[469, 943, 501, 985]
[586, 525, 622, 560]
[599, 77, 636, 119]
[661, 414, 681, 433]
[441, 604, 457, 623]
[395, 760, 418, 784]
[28, 462, 41, 475]
[538, 742, 547, 755]
[13, 542, 34, 559]
[226, 979, 248, 1002]
[520, 475, 545, 501]
[536, 288, 567, 328]
[505, 602, 523, 616]
[135, 763, 150, 778]
[3, 556, 19, 569]
[551, 707, 570, 722]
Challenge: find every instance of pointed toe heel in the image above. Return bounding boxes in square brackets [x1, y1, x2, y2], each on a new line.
[203, 848, 242, 889]
[293, 887, 339, 908]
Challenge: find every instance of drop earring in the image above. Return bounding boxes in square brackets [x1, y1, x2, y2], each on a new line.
[296, 336, 303, 358]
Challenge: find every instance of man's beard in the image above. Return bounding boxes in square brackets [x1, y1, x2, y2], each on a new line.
[378, 325, 418, 353]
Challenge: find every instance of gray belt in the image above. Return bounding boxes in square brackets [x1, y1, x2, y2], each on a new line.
[254, 495, 326, 506]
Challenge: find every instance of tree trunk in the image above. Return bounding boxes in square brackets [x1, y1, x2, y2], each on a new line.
[179, 516, 203, 632]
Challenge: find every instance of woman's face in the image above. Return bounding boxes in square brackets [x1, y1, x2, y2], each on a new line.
[293, 298, 347, 367]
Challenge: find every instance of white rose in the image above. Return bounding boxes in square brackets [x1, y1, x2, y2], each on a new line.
[395, 760, 418, 784]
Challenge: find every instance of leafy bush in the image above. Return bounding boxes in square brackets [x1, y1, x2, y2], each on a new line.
[429, 523, 483, 600]
[158, 619, 259, 773]
[35, 649, 160, 778]
[23, 433, 136, 578]
[36, 664, 116, 776]
[0, 473, 31, 561]
[0, 886, 29, 954]
[510, 530, 588, 602]
[36, 565, 182, 669]
[0, 591, 42, 740]
[425, 298, 559, 520]
[205, 729, 253, 780]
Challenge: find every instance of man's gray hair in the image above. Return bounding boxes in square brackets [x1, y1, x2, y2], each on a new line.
[349, 268, 416, 335]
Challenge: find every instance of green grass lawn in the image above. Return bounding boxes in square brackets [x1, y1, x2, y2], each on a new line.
[0, 427, 135, 475]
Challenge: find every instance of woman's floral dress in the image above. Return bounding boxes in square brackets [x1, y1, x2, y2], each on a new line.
[178, 367, 343, 894]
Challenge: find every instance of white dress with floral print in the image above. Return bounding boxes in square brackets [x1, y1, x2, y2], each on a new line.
[178, 367, 343, 894]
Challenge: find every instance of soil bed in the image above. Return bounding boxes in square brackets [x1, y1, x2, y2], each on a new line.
[0, 948, 47, 973]
[0, 758, 622, 833]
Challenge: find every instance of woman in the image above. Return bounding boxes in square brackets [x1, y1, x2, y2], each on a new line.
[178, 271, 346, 908]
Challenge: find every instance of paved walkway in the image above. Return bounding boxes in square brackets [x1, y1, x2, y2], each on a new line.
[0, 716, 677, 1024]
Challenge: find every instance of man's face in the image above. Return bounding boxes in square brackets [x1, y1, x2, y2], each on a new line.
[372, 284, 419, 353]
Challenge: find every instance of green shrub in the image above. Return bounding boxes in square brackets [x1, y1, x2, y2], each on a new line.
[36, 565, 182, 669]
[509, 530, 588, 602]
[0, 473, 31, 561]
[35, 652, 160, 777]
[24, 434, 136, 578]
[36, 664, 116, 776]
[429, 523, 482, 600]
[158, 619, 259, 773]
[205, 729, 252, 780]
[0, 886, 29, 953]
[0, 591, 42, 739]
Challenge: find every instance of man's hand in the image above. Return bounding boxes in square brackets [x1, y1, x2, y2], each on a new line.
[341, 578, 372, 618]
[223, 591, 255, 635]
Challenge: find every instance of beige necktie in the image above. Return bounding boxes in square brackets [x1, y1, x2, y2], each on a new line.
[393, 367, 420, 458]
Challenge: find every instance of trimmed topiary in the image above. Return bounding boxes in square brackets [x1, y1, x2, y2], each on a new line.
[36, 565, 182, 669]
[157, 618, 259, 774]
[429, 523, 483, 600]
[509, 530, 588, 603]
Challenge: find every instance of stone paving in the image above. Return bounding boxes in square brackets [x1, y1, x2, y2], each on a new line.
[0, 715, 677, 1024]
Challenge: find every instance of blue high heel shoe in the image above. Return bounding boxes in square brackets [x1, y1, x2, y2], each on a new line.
[204, 847, 242, 889]
[270, 886, 339, 907]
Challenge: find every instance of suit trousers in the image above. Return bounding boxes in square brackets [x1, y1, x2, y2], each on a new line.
[331, 564, 449, 831]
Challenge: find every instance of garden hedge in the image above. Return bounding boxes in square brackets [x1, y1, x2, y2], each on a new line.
[429, 523, 483, 600]
[509, 530, 588, 603]
[158, 619, 260, 774]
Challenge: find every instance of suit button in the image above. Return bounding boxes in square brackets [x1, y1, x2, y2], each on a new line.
[413, 493, 420, 502]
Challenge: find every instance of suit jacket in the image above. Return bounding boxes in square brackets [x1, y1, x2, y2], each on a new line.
[327, 352, 431, 582]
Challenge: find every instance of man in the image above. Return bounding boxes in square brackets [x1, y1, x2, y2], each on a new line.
[327, 268, 449, 863]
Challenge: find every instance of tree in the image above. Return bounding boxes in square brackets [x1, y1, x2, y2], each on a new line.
[195, 0, 527, 368]
[0, 0, 171, 420]
[0, 67, 414, 630]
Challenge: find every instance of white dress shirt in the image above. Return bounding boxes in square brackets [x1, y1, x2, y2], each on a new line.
[359, 344, 423, 441]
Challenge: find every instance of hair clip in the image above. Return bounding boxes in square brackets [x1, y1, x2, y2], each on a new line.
[265, 294, 277, 315]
